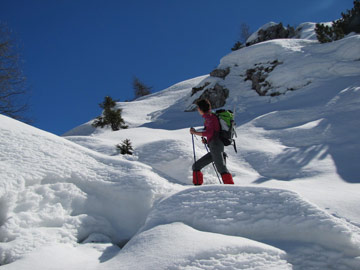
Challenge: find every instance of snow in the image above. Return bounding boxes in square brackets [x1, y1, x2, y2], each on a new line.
[1, 22, 360, 269]
[101, 222, 291, 270]
[141, 186, 360, 256]
[0, 114, 180, 264]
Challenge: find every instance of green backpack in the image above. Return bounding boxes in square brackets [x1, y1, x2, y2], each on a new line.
[215, 109, 237, 153]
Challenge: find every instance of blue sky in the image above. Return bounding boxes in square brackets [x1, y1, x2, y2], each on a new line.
[0, 0, 355, 135]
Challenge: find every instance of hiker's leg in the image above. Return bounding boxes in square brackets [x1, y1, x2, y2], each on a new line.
[192, 152, 212, 185]
[192, 152, 213, 171]
[209, 139, 234, 184]
[209, 139, 229, 175]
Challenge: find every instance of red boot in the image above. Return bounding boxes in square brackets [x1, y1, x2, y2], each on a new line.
[193, 171, 203, 186]
[221, 173, 234, 184]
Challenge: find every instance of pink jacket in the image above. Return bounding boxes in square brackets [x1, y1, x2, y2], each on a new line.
[202, 113, 220, 143]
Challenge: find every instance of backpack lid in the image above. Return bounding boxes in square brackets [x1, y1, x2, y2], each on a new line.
[215, 110, 234, 127]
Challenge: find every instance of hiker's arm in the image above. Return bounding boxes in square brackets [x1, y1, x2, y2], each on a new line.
[190, 128, 203, 136]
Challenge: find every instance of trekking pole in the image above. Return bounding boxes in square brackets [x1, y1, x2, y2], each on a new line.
[191, 133, 196, 162]
[203, 139, 223, 184]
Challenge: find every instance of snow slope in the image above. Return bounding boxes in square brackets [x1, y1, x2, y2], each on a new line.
[0, 114, 181, 265]
[1, 23, 360, 269]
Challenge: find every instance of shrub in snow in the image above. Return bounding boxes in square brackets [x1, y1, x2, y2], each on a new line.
[92, 96, 128, 131]
[316, 0, 360, 43]
[116, 139, 133, 155]
[231, 41, 243, 51]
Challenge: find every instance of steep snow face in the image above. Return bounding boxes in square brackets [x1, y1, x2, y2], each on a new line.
[0, 115, 180, 264]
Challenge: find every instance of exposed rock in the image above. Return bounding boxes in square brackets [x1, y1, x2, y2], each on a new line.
[245, 60, 282, 96]
[191, 82, 210, 96]
[247, 23, 295, 46]
[210, 67, 230, 79]
[191, 83, 229, 110]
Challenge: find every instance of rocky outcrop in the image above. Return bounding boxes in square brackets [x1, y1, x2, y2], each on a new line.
[191, 82, 210, 96]
[245, 60, 282, 96]
[247, 23, 295, 47]
[210, 67, 230, 79]
[188, 83, 229, 111]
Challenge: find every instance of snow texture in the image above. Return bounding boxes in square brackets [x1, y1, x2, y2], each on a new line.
[0, 114, 180, 264]
[142, 186, 360, 257]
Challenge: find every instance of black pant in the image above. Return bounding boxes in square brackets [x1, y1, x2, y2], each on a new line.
[192, 138, 229, 175]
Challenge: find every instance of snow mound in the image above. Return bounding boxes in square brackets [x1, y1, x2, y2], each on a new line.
[141, 186, 360, 256]
[0, 115, 180, 264]
[101, 222, 290, 270]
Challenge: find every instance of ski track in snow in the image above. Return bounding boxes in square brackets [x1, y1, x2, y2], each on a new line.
[1, 24, 360, 270]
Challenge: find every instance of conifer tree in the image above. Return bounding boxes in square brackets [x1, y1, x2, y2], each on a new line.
[133, 77, 152, 99]
[92, 96, 127, 131]
[315, 0, 359, 43]
[116, 139, 133, 155]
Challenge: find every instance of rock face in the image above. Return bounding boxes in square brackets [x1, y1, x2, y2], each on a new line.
[245, 60, 283, 96]
[210, 67, 230, 79]
[247, 23, 295, 46]
[189, 83, 229, 111]
[191, 82, 210, 96]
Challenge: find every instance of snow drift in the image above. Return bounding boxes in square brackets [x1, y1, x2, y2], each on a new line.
[0, 114, 180, 264]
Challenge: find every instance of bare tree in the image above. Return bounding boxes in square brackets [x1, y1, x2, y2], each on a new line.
[239, 22, 251, 44]
[0, 23, 29, 121]
[133, 77, 152, 99]
[231, 22, 252, 51]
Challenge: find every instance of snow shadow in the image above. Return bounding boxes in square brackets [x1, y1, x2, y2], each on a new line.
[248, 144, 328, 181]
[245, 79, 360, 183]
[266, 240, 360, 270]
[98, 245, 121, 263]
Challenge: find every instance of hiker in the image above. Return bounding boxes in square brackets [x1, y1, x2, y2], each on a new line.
[190, 99, 234, 185]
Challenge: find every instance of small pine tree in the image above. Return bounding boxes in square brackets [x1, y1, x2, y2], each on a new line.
[99, 96, 116, 109]
[316, 21, 345, 43]
[231, 41, 243, 51]
[92, 96, 128, 131]
[116, 139, 133, 155]
[133, 77, 152, 99]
